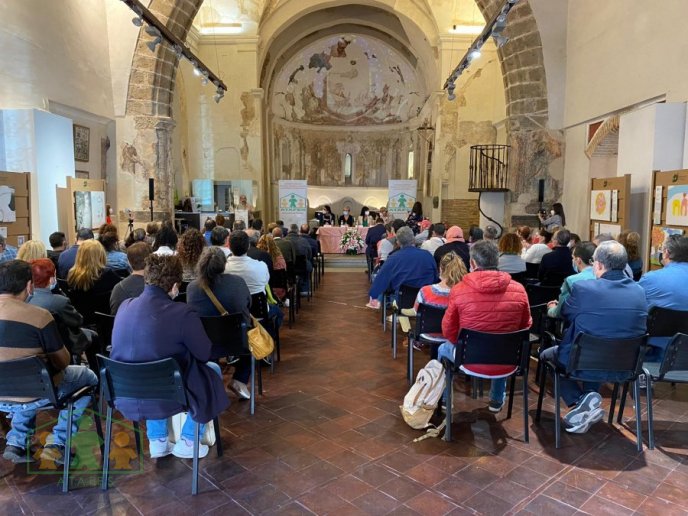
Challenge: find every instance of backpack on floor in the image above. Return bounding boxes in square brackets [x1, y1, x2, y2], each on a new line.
[400, 359, 446, 430]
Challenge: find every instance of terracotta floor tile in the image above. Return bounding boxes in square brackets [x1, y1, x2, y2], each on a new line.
[378, 476, 425, 502]
[324, 474, 374, 502]
[520, 494, 577, 515]
[596, 480, 647, 510]
[297, 490, 351, 514]
[404, 490, 458, 515]
[489, 478, 536, 505]
[542, 481, 593, 508]
[559, 469, 605, 494]
[352, 489, 400, 514]
[462, 489, 516, 514]
[433, 476, 480, 505]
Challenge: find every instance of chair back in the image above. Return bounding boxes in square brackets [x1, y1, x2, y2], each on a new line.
[179, 281, 190, 294]
[414, 304, 445, 337]
[250, 292, 269, 320]
[269, 268, 288, 291]
[71, 290, 113, 327]
[0, 356, 58, 405]
[294, 255, 308, 276]
[525, 262, 539, 278]
[509, 271, 528, 286]
[200, 313, 249, 359]
[173, 293, 187, 303]
[566, 332, 647, 380]
[647, 306, 688, 337]
[540, 272, 569, 288]
[456, 329, 531, 371]
[659, 333, 688, 378]
[526, 283, 560, 307]
[56, 278, 71, 296]
[97, 354, 187, 407]
[94, 312, 115, 352]
[397, 284, 421, 310]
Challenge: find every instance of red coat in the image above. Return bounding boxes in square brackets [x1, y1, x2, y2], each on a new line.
[441, 270, 532, 343]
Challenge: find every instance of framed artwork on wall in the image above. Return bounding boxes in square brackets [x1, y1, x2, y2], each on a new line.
[590, 190, 612, 221]
[73, 124, 90, 162]
[665, 184, 688, 226]
[75, 170, 89, 179]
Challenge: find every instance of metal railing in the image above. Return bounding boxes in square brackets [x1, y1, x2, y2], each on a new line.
[469, 144, 510, 192]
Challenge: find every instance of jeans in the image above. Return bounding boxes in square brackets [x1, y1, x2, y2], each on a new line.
[540, 345, 601, 407]
[0, 365, 98, 449]
[145, 361, 222, 442]
[437, 342, 507, 403]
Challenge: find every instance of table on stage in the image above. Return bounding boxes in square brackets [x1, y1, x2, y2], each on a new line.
[317, 226, 370, 254]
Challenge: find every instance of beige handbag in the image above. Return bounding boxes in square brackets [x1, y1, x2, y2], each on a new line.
[247, 315, 275, 360]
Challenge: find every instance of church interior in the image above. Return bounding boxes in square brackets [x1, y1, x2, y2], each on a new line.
[1, 0, 688, 514]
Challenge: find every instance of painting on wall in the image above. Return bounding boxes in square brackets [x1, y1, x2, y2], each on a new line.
[74, 191, 106, 230]
[0, 186, 16, 223]
[651, 226, 684, 266]
[590, 190, 612, 221]
[74, 124, 90, 162]
[76, 170, 89, 180]
[665, 184, 688, 226]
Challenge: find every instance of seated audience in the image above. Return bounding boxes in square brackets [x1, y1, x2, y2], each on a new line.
[568, 233, 581, 249]
[378, 206, 392, 225]
[617, 230, 643, 280]
[111, 254, 229, 459]
[110, 242, 151, 314]
[517, 226, 532, 256]
[379, 219, 406, 263]
[547, 241, 596, 318]
[339, 205, 355, 227]
[300, 224, 319, 260]
[187, 247, 252, 399]
[177, 228, 205, 282]
[0, 235, 18, 263]
[468, 226, 483, 245]
[283, 225, 312, 293]
[414, 220, 432, 245]
[540, 241, 647, 434]
[438, 240, 531, 413]
[272, 227, 296, 268]
[124, 228, 147, 248]
[247, 233, 273, 275]
[246, 219, 263, 240]
[497, 233, 526, 274]
[368, 227, 438, 303]
[639, 234, 688, 361]
[365, 217, 387, 261]
[152, 222, 178, 256]
[67, 240, 122, 324]
[215, 214, 226, 229]
[145, 222, 159, 246]
[17, 240, 47, 262]
[257, 235, 286, 299]
[484, 225, 499, 241]
[276, 220, 288, 237]
[210, 226, 231, 258]
[434, 226, 470, 271]
[414, 252, 467, 311]
[0, 260, 97, 465]
[421, 223, 446, 255]
[406, 201, 423, 234]
[233, 220, 247, 232]
[99, 225, 131, 273]
[47, 232, 67, 268]
[538, 229, 574, 286]
[203, 218, 216, 245]
[58, 228, 94, 278]
[524, 229, 552, 264]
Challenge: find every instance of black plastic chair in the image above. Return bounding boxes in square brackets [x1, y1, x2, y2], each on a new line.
[407, 304, 446, 384]
[251, 292, 280, 371]
[442, 329, 531, 443]
[0, 356, 102, 493]
[270, 268, 295, 328]
[97, 355, 222, 495]
[509, 271, 528, 286]
[173, 292, 187, 303]
[94, 312, 115, 354]
[535, 332, 648, 450]
[525, 283, 560, 307]
[69, 290, 114, 329]
[391, 285, 421, 360]
[294, 255, 310, 305]
[56, 278, 71, 296]
[525, 262, 540, 279]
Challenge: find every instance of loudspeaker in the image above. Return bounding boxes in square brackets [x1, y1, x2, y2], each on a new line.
[537, 179, 545, 203]
[149, 178, 155, 201]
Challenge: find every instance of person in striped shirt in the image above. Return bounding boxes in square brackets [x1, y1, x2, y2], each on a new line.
[414, 252, 467, 311]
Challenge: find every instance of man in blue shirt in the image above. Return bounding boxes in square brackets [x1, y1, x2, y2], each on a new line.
[369, 227, 438, 301]
[0, 235, 18, 263]
[639, 234, 688, 361]
[540, 241, 647, 434]
[57, 228, 94, 278]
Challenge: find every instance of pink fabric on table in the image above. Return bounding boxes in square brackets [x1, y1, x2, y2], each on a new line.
[317, 226, 370, 254]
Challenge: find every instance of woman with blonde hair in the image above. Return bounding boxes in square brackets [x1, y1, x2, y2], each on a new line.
[617, 230, 643, 280]
[67, 239, 121, 324]
[414, 252, 468, 311]
[257, 234, 286, 299]
[17, 240, 47, 262]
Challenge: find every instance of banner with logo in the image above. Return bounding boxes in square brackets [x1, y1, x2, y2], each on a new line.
[388, 180, 417, 220]
[278, 180, 308, 228]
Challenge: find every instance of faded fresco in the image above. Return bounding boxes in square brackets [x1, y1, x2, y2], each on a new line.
[272, 35, 426, 125]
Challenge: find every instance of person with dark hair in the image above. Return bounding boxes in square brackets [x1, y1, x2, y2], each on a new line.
[124, 228, 147, 248]
[484, 225, 499, 241]
[339, 205, 355, 227]
[468, 226, 483, 245]
[233, 220, 247, 232]
[247, 233, 273, 275]
[47, 232, 67, 268]
[272, 226, 295, 268]
[225, 231, 269, 295]
[438, 240, 531, 413]
[111, 254, 229, 459]
[547, 241, 597, 318]
[358, 206, 372, 227]
[203, 218, 217, 245]
[99, 224, 130, 273]
[145, 222, 159, 246]
[57, 227, 94, 278]
[286, 224, 312, 295]
[153, 221, 178, 256]
[539, 202, 566, 231]
[215, 214, 226, 229]
[110, 242, 151, 314]
[524, 229, 552, 264]
[177, 228, 206, 282]
[406, 201, 423, 234]
[378, 219, 406, 263]
[187, 247, 252, 399]
[568, 233, 582, 250]
[321, 205, 335, 226]
[538, 229, 574, 286]
[434, 226, 470, 271]
[617, 230, 642, 280]
[246, 219, 263, 240]
[210, 226, 231, 258]
[421, 223, 446, 255]
[0, 260, 98, 465]
[517, 226, 532, 255]
[540, 241, 646, 434]
[365, 216, 387, 262]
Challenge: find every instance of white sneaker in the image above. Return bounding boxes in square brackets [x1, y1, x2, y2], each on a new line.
[172, 438, 209, 459]
[284, 299, 290, 307]
[231, 379, 251, 400]
[149, 438, 174, 458]
[565, 407, 605, 434]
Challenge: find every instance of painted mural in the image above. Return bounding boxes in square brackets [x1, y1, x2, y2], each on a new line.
[272, 35, 426, 125]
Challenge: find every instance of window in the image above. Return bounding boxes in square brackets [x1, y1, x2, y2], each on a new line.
[407, 150, 414, 179]
[344, 153, 353, 185]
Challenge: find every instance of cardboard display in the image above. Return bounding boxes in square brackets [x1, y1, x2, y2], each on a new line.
[56, 176, 107, 245]
[589, 175, 631, 241]
[0, 172, 31, 247]
[648, 169, 688, 271]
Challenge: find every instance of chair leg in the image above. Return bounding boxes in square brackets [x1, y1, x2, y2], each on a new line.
[507, 375, 516, 420]
[535, 363, 547, 423]
[192, 422, 200, 495]
[382, 296, 387, 331]
[91, 392, 105, 458]
[101, 405, 113, 491]
[554, 373, 561, 449]
[132, 421, 142, 455]
[407, 336, 414, 386]
[443, 366, 453, 442]
[523, 374, 529, 443]
[617, 382, 629, 424]
[391, 313, 398, 359]
[646, 376, 655, 450]
[250, 356, 256, 416]
[633, 379, 643, 452]
[258, 360, 263, 396]
[62, 402, 75, 493]
[213, 417, 223, 457]
[608, 383, 619, 425]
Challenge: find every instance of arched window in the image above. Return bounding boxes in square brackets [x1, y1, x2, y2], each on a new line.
[407, 150, 414, 179]
[344, 153, 353, 185]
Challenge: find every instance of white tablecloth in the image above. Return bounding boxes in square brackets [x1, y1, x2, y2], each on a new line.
[317, 226, 370, 254]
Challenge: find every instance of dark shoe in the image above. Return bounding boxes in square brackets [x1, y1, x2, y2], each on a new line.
[488, 399, 505, 413]
[40, 444, 65, 466]
[2, 445, 34, 464]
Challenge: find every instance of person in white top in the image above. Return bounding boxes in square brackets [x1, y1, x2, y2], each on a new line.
[152, 223, 178, 256]
[420, 223, 446, 255]
[524, 230, 553, 264]
[224, 230, 269, 295]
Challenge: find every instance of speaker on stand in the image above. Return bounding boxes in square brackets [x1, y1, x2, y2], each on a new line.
[149, 178, 154, 222]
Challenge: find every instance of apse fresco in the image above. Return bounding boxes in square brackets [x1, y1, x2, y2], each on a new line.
[272, 35, 426, 125]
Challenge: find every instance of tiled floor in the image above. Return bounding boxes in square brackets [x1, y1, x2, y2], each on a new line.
[2, 269, 688, 515]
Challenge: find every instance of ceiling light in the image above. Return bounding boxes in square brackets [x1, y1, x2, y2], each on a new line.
[193, 65, 201, 76]
[199, 23, 243, 36]
[449, 24, 485, 35]
[447, 82, 456, 101]
[145, 26, 162, 52]
[469, 49, 482, 60]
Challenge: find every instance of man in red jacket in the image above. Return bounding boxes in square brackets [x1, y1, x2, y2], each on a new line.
[438, 240, 531, 412]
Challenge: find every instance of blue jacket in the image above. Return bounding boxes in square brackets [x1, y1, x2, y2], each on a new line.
[57, 245, 79, 278]
[538, 246, 573, 286]
[558, 269, 647, 372]
[639, 261, 688, 350]
[365, 224, 387, 258]
[369, 246, 438, 299]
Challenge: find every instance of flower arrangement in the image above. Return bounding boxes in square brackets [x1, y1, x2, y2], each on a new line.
[339, 228, 365, 255]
